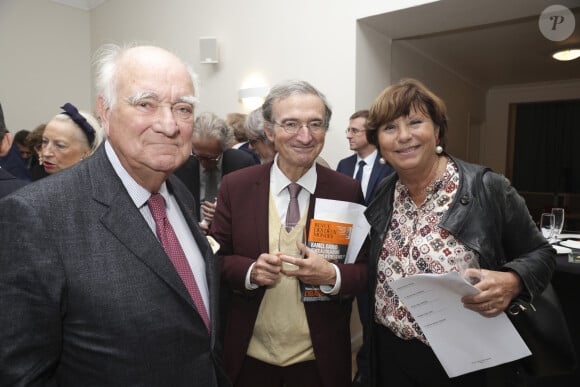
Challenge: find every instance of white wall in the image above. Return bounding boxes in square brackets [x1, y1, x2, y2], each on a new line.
[0, 0, 92, 133]
[90, 0, 365, 168]
[389, 41, 486, 162]
[0, 0, 434, 168]
[354, 23, 392, 111]
[485, 80, 580, 174]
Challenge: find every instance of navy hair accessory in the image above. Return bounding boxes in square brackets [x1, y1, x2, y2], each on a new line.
[60, 103, 95, 147]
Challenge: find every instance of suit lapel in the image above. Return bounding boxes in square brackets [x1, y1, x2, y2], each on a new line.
[90, 148, 198, 309]
[365, 157, 381, 203]
[345, 155, 356, 176]
[253, 163, 272, 255]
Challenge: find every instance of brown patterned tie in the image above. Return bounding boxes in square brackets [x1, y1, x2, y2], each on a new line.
[148, 193, 211, 332]
[285, 183, 302, 231]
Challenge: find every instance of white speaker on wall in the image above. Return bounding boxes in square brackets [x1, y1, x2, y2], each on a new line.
[200, 37, 219, 64]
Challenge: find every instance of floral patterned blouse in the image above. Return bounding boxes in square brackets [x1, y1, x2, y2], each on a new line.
[374, 158, 479, 345]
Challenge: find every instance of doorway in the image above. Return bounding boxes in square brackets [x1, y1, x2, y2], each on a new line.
[506, 99, 580, 229]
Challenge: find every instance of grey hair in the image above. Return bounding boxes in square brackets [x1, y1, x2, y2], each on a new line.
[193, 112, 233, 151]
[261, 80, 332, 126]
[50, 110, 105, 155]
[245, 107, 271, 143]
[92, 43, 200, 110]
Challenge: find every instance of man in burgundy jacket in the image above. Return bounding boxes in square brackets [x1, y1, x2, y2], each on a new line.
[211, 80, 368, 387]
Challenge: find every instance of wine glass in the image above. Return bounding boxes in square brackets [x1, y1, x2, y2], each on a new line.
[551, 208, 565, 240]
[455, 255, 482, 285]
[540, 213, 555, 242]
[278, 223, 306, 270]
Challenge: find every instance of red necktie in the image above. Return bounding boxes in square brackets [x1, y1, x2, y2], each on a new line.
[286, 183, 302, 231]
[148, 193, 211, 332]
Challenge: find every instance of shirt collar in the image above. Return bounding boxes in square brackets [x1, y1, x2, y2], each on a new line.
[271, 153, 317, 196]
[105, 141, 168, 208]
[357, 149, 378, 165]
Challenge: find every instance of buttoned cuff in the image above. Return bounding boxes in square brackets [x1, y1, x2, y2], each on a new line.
[319, 264, 341, 295]
[245, 262, 259, 290]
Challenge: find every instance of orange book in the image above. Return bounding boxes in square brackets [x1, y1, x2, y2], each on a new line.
[302, 219, 353, 302]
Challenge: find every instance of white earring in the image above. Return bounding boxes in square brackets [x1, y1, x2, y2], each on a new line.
[379, 157, 386, 165]
[435, 145, 443, 154]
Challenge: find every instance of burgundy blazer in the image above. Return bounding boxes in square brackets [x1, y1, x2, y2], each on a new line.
[211, 161, 368, 387]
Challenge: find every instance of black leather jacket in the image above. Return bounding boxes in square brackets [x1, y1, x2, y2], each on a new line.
[365, 156, 556, 306]
[364, 156, 556, 386]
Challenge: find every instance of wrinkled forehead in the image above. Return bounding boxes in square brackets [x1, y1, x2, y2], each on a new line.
[117, 47, 195, 99]
[272, 94, 325, 119]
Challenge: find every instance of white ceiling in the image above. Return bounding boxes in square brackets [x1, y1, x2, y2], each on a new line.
[360, 0, 580, 89]
[50, 0, 107, 11]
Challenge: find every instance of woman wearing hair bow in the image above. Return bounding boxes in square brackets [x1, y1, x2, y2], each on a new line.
[41, 103, 104, 175]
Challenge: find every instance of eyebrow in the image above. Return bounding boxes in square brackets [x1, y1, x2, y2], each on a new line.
[126, 92, 198, 106]
[126, 92, 158, 104]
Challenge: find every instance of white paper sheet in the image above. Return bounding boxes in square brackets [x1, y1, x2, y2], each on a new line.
[558, 233, 580, 239]
[390, 272, 531, 378]
[561, 239, 580, 249]
[313, 198, 370, 264]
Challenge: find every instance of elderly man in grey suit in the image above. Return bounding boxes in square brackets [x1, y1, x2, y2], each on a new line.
[0, 44, 230, 386]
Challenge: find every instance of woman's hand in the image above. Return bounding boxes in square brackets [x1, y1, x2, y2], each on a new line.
[461, 270, 523, 317]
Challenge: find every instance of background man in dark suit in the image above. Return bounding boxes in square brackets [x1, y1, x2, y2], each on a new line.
[211, 80, 368, 387]
[336, 109, 393, 387]
[0, 165, 28, 198]
[337, 110, 393, 205]
[0, 44, 229, 386]
[174, 111, 256, 232]
[0, 103, 31, 181]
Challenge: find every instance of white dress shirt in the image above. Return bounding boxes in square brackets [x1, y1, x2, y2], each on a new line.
[105, 141, 210, 316]
[245, 154, 341, 294]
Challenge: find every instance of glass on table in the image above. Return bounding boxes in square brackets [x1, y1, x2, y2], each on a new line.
[540, 212, 555, 241]
[456, 256, 483, 285]
[551, 208, 565, 240]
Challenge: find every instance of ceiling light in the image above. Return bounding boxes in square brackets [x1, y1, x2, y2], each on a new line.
[238, 86, 269, 110]
[552, 49, 580, 61]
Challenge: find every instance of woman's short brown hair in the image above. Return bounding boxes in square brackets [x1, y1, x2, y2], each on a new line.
[366, 78, 448, 150]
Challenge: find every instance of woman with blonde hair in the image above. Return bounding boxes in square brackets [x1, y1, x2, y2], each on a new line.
[41, 103, 104, 175]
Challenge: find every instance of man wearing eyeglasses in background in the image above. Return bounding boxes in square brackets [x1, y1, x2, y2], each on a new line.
[336, 109, 393, 387]
[211, 80, 368, 387]
[175, 111, 257, 233]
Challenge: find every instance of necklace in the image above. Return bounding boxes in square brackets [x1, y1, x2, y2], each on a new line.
[408, 156, 445, 205]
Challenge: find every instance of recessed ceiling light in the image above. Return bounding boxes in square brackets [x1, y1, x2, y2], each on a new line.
[552, 49, 580, 61]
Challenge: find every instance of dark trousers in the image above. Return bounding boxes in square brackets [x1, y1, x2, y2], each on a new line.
[374, 323, 526, 387]
[355, 293, 370, 378]
[235, 356, 322, 387]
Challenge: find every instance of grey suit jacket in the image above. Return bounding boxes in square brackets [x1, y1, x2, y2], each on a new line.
[0, 145, 230, 387]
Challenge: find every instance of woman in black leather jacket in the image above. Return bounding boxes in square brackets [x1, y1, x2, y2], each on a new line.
[363, 78, 555, 387]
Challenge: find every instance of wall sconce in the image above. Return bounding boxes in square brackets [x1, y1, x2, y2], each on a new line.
[238, 86, 269, 110]
[200, 37, 219, 64]
[552, 48, 580, 61]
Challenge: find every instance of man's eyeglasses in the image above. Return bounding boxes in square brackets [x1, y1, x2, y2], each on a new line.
[272, 120, 327, 135]
[345, 127, 366, 135]
[192, 152, 222, 162]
